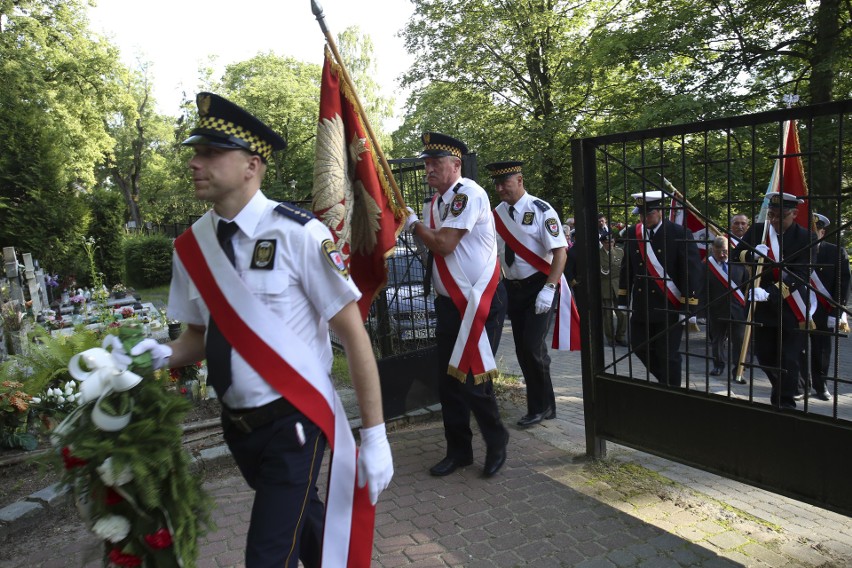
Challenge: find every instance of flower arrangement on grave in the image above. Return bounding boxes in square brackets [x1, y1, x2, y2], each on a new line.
[31, 381, 81, 430]
[111, 283, 128, 298]
[120, 307, 135, 320]
[168, 362, 203, 399]
[0, 380, 36, 450]
[51, 325, 213, 567]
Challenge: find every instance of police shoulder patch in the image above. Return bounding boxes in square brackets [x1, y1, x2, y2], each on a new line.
[450, 193, 468, 217]
[250, 239, 276, 269]
[545, 217, 560, 237]
[533, 199, 550, 212]
[522, 211, 535, 225]
[274, 202, 314, 225]
[321, 239, 349, 279]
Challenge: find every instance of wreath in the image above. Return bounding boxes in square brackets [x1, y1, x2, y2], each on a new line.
[51, 325, 213, 567]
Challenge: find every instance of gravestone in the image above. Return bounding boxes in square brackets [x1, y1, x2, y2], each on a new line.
[22, 253, 43, 315]
[3, 247, 24, 304]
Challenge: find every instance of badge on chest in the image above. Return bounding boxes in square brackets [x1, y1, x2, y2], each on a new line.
[522, 212, 534, 225]
[250, 239, 276, 269]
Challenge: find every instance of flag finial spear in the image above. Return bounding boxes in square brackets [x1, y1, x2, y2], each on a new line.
[783, 94, 799, 108]
[311, 0, 329, 35]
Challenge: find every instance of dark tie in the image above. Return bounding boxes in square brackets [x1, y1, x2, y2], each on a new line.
[505, 206, 516, 266]
[646, 227, 654, 241]
[206, 220, 238, 398]
[722, 262, 728, 275]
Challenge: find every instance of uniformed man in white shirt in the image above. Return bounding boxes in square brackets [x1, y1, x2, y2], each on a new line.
[119, 93, 393, 567]
[405, 132, 510, 478]
[488, 161, 567, 426]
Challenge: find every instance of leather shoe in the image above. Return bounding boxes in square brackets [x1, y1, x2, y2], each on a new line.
[778, 400, 797, 410]
[429, 456, 472, 477]
[733, 376, 747, 385]
[709, 366, 723, 376]
[517, 412, 545, 426]
[543, 405, 556, 420]
[483, 445, 507, 478]
[615, 338, 628, 347]
[793, 393, 805, 401]
[813, 390, 832, 401]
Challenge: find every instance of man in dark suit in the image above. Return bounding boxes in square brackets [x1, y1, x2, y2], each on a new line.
[733, 192, 816, 410]
[618, 191, 702, 387]
[800, 213, 851, 401]
[702, 236, 748, 381]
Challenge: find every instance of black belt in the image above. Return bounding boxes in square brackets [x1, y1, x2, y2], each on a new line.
[222, 397, 297, 434]
[504, 272, 547, 288]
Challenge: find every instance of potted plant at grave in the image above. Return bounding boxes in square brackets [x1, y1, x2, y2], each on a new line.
[169, 362, 203, 400]
[69, 294, 86, 314]
[0, 380, 36, 450]
[111, 283, 127, 299]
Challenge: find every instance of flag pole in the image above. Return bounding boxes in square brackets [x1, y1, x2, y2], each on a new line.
[311, 0, 406, 211]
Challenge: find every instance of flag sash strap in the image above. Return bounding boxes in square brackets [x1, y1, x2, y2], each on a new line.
[765, 225, 809, 324]
[429, 193, 500, 382]
[493, 210, 578, 350]
[635, 224, 682, 307]
[707, 256, 746, 307]
[174, 214, 373, 568]
[810, 270, 833, 311]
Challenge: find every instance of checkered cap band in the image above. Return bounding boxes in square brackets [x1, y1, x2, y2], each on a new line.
[197, 116, 273, 162]
[422, 143, 463, 158]
[490, 165, 522, 177]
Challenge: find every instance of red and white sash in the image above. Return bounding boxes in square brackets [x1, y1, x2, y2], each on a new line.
[810, 270, 833, 311]
[706, 256, 746, 307]
[174, 213, 373, 568]
[635, 223, 682, 307]
[765, 225, 813, 325]
[428, 193, 501, 383]
[494, 209, 580, 351]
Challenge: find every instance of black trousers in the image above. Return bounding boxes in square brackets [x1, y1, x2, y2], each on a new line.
[435, 283, 509, 461]
[223, 410, 325, 568]
[708, 316, 745, 369]
[800, 324, 832, 393]
[630, 315, 684, 387]
[505, 275, 556, 415]
[754, 325, 806, 406]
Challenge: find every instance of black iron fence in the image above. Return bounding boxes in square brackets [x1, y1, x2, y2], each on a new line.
[572, 99, 852, 516]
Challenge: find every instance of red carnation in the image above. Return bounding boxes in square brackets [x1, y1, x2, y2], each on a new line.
[108, 548, 142, 567]
[144, 528, 173, 549]
[61, 446, 87, 469]
[105, 487, 123, 506]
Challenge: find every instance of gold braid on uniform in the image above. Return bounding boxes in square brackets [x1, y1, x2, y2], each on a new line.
[448, 365, 500, 385]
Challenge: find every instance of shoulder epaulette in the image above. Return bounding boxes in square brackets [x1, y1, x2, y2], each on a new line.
[533, 199, 550, 211]
[274, 202, 314, 226]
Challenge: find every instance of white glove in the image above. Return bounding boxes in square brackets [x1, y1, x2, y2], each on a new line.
[688, 316, 697, 325]
[129, 338, 173, 370]
[404, 207, 419, 232]
[535, 285, 556, 314]
[754, 244, 770, 258]
[357, 423, 393, 506]
[827, 316, 837, 329]
[748, 287, 769, 302]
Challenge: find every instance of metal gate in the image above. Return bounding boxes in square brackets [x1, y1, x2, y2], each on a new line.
[571, 100, 852, 516]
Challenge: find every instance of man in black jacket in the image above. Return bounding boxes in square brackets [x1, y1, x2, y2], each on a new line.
[800, 213, 851, 401]
[702, 236, 748, 381]
[618, 191, 702, 387]
[733, 192, 816, 410]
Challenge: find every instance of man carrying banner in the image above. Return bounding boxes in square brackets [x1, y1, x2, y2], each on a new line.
[702, 236, 748, 381]
[618, 190, 702, 387]
[799, 213, 850, 401]
[121, 93, 393, 567]
[405, 133, 510, 478]
[487, 161, 569, 427]
[733, 192, 816, 410]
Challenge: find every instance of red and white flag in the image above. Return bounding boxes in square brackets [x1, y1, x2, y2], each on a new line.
[757, 120, 810, 229]
[312, 47, 404, 320]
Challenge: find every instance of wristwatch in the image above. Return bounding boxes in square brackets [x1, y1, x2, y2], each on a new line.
[544, 283, 557, 290]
